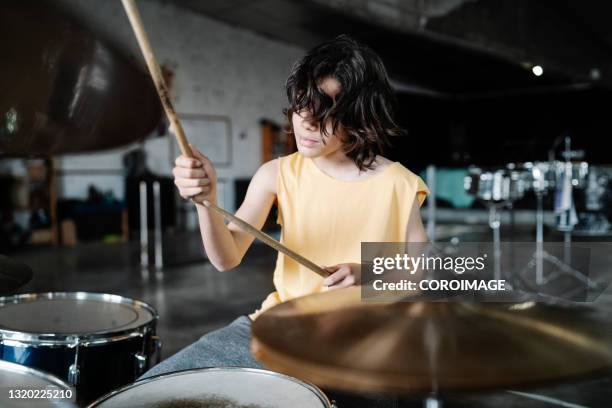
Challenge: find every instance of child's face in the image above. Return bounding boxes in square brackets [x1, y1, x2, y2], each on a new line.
[292, 77, 344, 159]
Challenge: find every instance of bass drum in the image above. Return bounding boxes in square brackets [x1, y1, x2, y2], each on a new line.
[88, 367, 336, 408]
[0, 292, 160, 405]
[0, 359, 75, 407]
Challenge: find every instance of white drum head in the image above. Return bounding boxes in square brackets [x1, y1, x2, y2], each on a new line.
[0, 293, 155, 336]
[91, 368, 330, 408]
[0, 360, 75, 407]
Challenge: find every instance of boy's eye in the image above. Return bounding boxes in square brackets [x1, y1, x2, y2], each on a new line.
[296, 109, 313, 119]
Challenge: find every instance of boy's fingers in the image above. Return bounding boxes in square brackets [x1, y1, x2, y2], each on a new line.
[329, 275, 356, 290]
[175, 155, 202, 168]
[188, 145, 216, 179]
[190, 192, 208, 203]
[173, 167, 207, 178]
[174, 178, 211, 188]
[180, 187, 206, 197]
[323, 267, 349, 286]
[189, 145, 209, 162]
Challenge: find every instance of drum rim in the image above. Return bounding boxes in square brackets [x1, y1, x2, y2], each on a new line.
[87, 366, 333, 408]
[0, 292, 158, 344]
[0, 359, 74, 395]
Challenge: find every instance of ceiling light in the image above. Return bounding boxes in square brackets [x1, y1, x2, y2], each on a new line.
[532, 65, 543, 76]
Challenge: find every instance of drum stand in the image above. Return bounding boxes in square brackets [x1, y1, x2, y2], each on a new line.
[477, 203, 504, 281]
[519, 188, 598, 294]
[488, 204, 504, 281]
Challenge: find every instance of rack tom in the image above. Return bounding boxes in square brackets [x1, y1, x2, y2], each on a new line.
[0, 292, 161, 405]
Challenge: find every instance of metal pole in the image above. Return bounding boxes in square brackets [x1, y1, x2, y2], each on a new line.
[424, 395, 442, 408]
[426, 165, 436, 242]
[153, 181, 163, 270]
[536, 191, 544, 285]
[489, 206, 502, 281]
[139, 181, 149, 268]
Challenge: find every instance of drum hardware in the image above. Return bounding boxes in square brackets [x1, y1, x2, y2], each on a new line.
[134, 327, 162, 377]
[522, 173, 598, 292]
[574, 166, 612, 235]
[152, 335, 162, 364]
[518, 138, 598, 292]
[134, 353, 147, 378]
[252, 287, 612, 407]
[464, 167, 525, 282]
[67, 338, 80, 386]
[134, 327, 148, 378]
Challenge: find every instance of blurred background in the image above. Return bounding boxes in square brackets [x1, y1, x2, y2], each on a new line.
[1, 0, 612, 388]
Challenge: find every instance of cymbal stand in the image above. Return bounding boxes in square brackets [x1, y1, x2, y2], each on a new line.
[520, 164, 598, 293]
[424, 394, 442, 408]
[488, 203, 502, 281]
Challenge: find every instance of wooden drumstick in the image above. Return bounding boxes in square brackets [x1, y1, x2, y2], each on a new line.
[121, 0, 328, 278]
[204, 204, 328, 277]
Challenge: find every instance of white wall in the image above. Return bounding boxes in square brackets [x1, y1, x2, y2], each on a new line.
[52, 0, 304, 211]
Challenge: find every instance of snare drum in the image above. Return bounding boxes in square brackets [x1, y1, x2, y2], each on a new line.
[0, 359, 75, 407]
[0, 292, 161, 405]
[88, 367, 336, 408]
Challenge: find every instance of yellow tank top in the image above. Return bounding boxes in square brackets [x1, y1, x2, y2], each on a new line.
[250, 152, 429, 319]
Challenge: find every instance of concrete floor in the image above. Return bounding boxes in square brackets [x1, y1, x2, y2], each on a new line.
[12, 235, 275, 358]
[5, 226, 612, 407]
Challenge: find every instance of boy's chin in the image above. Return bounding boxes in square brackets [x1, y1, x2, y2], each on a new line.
[296, 146, 323, 158]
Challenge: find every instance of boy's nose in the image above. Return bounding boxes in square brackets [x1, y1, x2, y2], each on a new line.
[302, 119, 318, 132]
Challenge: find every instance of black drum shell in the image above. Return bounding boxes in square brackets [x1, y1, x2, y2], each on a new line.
[1, 332, 157, 405]
[0, 293, 160, 406]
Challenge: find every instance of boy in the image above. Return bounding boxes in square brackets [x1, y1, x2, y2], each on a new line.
[142, 34, 428, 378]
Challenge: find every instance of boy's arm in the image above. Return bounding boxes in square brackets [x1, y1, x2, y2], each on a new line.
[405, 197, 427, 243]
[195, 159, 278, 271]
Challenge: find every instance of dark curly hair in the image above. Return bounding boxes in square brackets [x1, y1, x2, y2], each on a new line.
[284, 34, 402, 170]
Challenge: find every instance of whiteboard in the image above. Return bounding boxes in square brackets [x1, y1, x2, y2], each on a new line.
[57, 147, 127, 172]
[177, 114, 232, 166]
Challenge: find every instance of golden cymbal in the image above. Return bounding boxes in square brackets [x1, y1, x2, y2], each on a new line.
[251, 286, 612, 395]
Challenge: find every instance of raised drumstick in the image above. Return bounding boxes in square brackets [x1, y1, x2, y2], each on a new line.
[121, 0, 327, 278]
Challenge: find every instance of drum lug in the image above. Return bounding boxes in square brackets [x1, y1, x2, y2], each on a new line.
[331, 401, 338, 408]
[68, 363, 80, 386]
[68, 338, 80, 386]
[135, 352, 147, 377]
[151, 335, 163, 365]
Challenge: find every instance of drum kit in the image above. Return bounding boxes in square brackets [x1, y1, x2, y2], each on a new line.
[2, 253, 612, 407]
[464, 137, 610, 288]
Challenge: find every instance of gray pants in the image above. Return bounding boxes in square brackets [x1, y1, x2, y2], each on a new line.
[140, 316, 262, 379]
[140, 316, 399, 407]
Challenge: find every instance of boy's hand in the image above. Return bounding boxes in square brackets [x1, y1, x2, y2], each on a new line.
[323, 263, 360, 290]
[172, 144, 217, 204]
